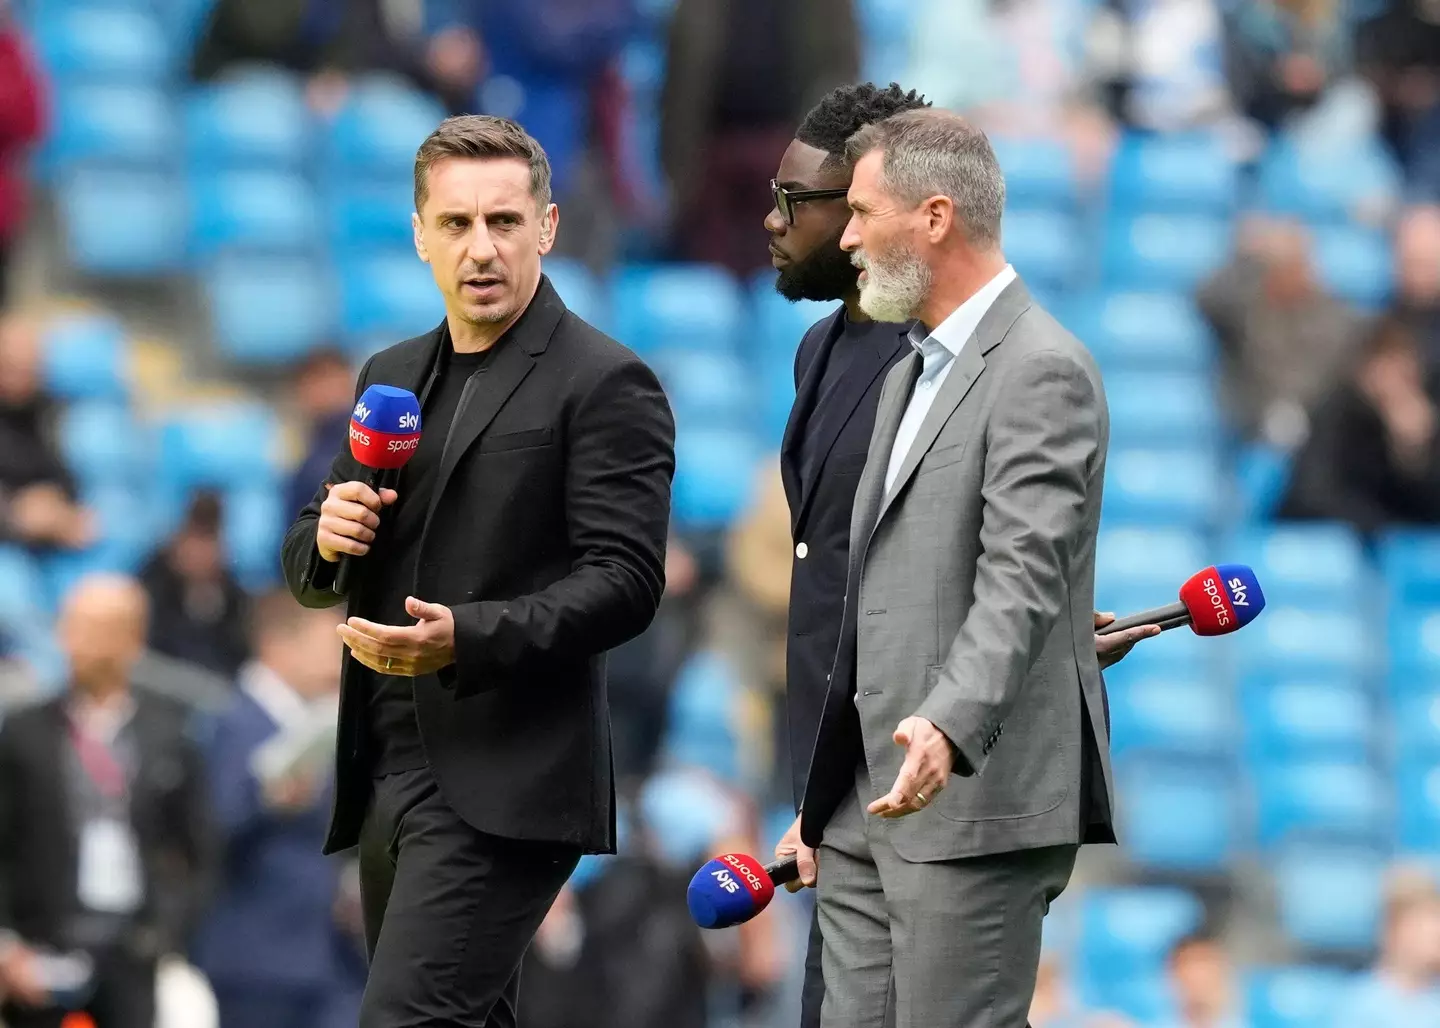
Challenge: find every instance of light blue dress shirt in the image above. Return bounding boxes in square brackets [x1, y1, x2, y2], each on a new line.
[883, 264, 1017, 495]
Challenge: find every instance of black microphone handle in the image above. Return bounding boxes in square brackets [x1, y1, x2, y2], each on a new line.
[1097, 601, 1189, 636]
[764, 855, 800, 886]
[332, 466, 386, 596]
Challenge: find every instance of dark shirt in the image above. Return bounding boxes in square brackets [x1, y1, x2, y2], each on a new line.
[367, 345, 492, 777]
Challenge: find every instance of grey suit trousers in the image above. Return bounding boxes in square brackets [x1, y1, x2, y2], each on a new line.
[817, 773, 1077, 1028]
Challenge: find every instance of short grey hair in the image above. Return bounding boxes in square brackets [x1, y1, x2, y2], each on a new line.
[845, 109, 1005, 249]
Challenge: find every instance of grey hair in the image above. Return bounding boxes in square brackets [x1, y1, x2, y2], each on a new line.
[844, 108, 1005, 249]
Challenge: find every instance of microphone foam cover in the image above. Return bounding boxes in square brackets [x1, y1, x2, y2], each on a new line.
[1178, 563, 1266, 636]
[349, 384, 422, 470]
[686, 852, 776, 929]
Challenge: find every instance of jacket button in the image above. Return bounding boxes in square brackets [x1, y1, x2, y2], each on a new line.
[796, 542, 808, 559]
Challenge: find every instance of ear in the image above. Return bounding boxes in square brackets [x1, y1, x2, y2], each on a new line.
[538, 203, 559, 256]
[412, 212, 429, 264]
[924, 195, 955, 245]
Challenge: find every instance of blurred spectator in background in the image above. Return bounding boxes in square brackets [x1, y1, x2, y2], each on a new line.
[141, 492, 251, 678]
[661, 0, 859, 275]
[0, 316, 95, 552]
[1330, 865, 1440, 1026]
[1355, 0, 1440, 179]
[283, 348, 357, 525]
[1197, 216, 1363, 448]
[193, 591, 362, 1028]
[1222, 0, 1348, 133]
[1158, 931, 1247, 1028]
[0, 0, 43, 309]
[0, 574, 212, 1028]
[1029, 951, 1136, 1028]
[1280, 313, 1440, 534]
[1395, 205, 1440, 362]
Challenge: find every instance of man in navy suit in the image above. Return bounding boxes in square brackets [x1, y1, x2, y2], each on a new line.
[765, 83, 1159, 1028]
[194, 591, 365, 1028]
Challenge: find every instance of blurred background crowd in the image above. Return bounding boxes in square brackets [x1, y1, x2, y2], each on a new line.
[2, 0, 1440, 1026]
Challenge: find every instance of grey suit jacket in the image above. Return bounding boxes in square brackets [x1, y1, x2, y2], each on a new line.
[799, 278, 1114, 863]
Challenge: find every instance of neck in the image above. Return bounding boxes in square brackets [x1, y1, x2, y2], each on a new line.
[447, 275, 540, 354]
[74, 678, 128, 708]
[915, 249, 1008, 331]
[841, 286, 869, 323]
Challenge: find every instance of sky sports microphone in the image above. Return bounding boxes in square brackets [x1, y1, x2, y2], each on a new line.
[1097, 564, 1266, 637]
[332, 385, 422, 595]
[687, 853, 802, 929]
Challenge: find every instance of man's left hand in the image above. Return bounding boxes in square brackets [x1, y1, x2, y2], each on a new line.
[1093, 611, 1161, 670]
[337, 597, 456, 677]
[868, 716, 956, 818]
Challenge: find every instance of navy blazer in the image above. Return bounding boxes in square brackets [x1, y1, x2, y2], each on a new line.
[192, 688, 355, 993]
[780, 308, 909, 809]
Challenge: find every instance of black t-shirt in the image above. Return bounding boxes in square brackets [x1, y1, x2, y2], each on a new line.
[366, 345, 492, 777]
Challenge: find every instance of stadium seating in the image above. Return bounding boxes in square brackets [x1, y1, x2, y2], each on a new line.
[543, 257, 609, 333]
[1233, 525, 1368, 612]
[1256, 136, 1402, 225]
[185, 67, 311, 172]
[1102, 213, 1232, 293]
[57, 168, 188, 276]
[671, 427, 763, 530]
[57, 400, 152, 488]
[337, 250, 441, 347]
[1107, 131, 1239, 217]
[1241, 675, 1374, 764]
[42, 312, 129, 400]
[1062, 290, 1216, 373]
[1105, 370, 1222, 448]
[1379, 529, 1440, 607]
[1254, 760, 1392, 849]
[1078, 886, 1203, 1020]
[651, 350, 755, 431]
[190, 169, 322, 257]
[33, 5, 173, 86]
[1272, 843, 1388, 952]
[1247, 966, 1358, 1028]
[1101, 447, 1225, 526]
[1396, 758, 1440, 853]
[44, 83, 179, 172]
[1115, 756, 1239, 872]
[206, 252, 335, 364]
[1106, 672, 1233, 758]
[1002, 208, 1083, 294]
[611, 263, 745, 358]
[327, 77, 448, 181]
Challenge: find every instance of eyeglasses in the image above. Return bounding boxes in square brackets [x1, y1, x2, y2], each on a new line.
[771, 179, 849, 226]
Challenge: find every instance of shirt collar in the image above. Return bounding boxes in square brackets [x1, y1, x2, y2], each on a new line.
[240, 661, 314, 731]
[908, 264, 1017, 357]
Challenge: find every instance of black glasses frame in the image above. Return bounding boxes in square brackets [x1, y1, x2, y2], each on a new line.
[771, 179, 849, 225]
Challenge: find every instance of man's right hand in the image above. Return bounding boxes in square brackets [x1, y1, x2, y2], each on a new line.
[774, 814, 817, 893]
[316, 481, 397, 563]
[0, 940, 48, 1008]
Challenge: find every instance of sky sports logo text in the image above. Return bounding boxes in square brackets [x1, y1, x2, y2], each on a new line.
[353, 400, 371, 423]
[721, 854, 766, 893]
[350, 424, 420, 454]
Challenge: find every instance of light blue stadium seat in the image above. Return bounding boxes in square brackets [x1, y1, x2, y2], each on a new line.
[750, 287, 838, 366]
[672, 428, 762, 530]
[664, 651, 743, 782]
[1236, 442, 1293, 523]
[991, 136, 1079, 210]
[638, 766, 739, 868]
[45, 84, 178, 170]
[58, 401, 151, 487]
[1108, 132, 1239, 216]
[56, 169, 187, 276]
[1105, 371, 1221, 447]
[158, 401, 282, 490]
[759, 356, 797, 450]
[327, 181, 414, 250]
[190, 170, 321, 256]
[1312, 225, 1393, 310]
[34, 6, 172, 85]
[223, 483, 282, 590]
[856, 0, 916, 46]
[1258, 137, 1401, 224]
[1101, 447, 1225, 526]
[1096, 526, 1207, 595]
[1394, 689, 1440, 760]
[206, 253, 335, 365]
[1002, 208, 1083, 293]
[328, 77, 446, 179]
[1387, 607, 1440, 681]
[1239, 607, 1372, 675]
[1241, 676, 1373, 763]
[43, 313, 128, 400]
[1397, 758, 1440, 852]
[186, 68, 310, 171]
[1079, 887, 1202, 1020]
[0, 546, 48, 627]
[544, 258, 608, 333]
[1107, 673, 1232, 758]
[1255, 760, 1392, 848]
[1116, 756, 1239, 872]
[82, 482, 162, 568]
[1247, 966, 1358, 1028]
[651, 351, 754, 430]
[619, 37, 666, 95]
[1103, 214, 1233, 292]
[338, 250, 442, 345]
[1380, 530, 1440, 607]
[1234, 524, 1367, 612]
[1062, 291, 1215, 373]
[1273, 843, 1387, 952]
[611, 264, 744, 357]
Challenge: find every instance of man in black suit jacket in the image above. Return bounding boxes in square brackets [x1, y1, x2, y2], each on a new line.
[0, 574, 212, 1028]
[763, 84, 1159, 1028]
[280, 115, 675, 1028]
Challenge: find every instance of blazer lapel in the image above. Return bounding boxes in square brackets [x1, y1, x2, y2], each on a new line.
[850, 352, 919, 575]
[872, 279, 1033, 530]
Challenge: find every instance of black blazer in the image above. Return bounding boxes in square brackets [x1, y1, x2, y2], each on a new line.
[281, 276, 676, 855]
[780, 307, 908, 809]
[0, 692, 213, 957]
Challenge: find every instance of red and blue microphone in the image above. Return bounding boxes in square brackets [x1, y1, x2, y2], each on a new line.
[333, 384, 422, 595]
[1097, 564, 1266, 637]
[686, 853, 801, 929]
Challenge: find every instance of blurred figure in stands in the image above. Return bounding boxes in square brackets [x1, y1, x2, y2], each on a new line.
[1157, 932, 1245, 1028]
[1029, 951, 1136, 1028]
[1197, 216, 1363, 448]
[0, 0, 44, 308]
[0, 574, 212, 1028]
[283, 348, 356, 525]
[0, 317, 95, 551]
[141, 491, 250, 677]
[1221, 0, 1349, 132]
[194, 591, 365, 1028]
[1280, 313, 1440, 534]
[1395, 205, 1440, 363]
[1331, 866, 1440, 1025]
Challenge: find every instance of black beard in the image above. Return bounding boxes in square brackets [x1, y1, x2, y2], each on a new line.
[775, 233, 858, 303]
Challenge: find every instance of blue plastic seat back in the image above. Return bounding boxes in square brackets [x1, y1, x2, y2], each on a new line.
[1396, 758, 1440, 853]
[651, 350, 755, 432]
[1078, 887, 1203, 1019]
[58, 401, 152, 488]
[1247, 966, 1359, 1028]
[190, 170, 321, 256]
[45, 84, 178, 171]
[1115, 755, 1239, 872]
[611, 264, 744, 358]
[328, 181, 415, 251]
[158, 401, 282, 491]
[34, 5, 173, 85]
[43, 313, 128, 401]
[1063, 290, 1215, 373]
[543, 258, 608, 333]
[1109, 131, 1239, 216]
[206, 253, 335, 365]
[671, 428, 762, 531]
[1101, 447, 1224, 527]
[1241, 675, 1374, 764]
[1312, 225, 1393, 310]
[1257, 137, 1402, 225]
[339, 250, 443, 344]
[1003, 208, 1083, 294]
[991, 135, 1080, 211]
[1379, 530, 1440, 607]
[1107, 673, 1233, 759]
[1103, 214, 1233, 292]
[328, 77, 446, 180]
[1238, 607, 1373, 676]
[57, 168, 188, 276]
[1106, 371, 1221, 448]
[185, 66, 310, 172]
[1096, 526, 1208, 597]
[1273, 843, 1387, 952]
[1255, 760, 1392, 849]
[1232, 524, 1368, 613]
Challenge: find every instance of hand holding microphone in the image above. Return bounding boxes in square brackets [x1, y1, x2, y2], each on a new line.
[1096, 563, 1267, 639]
[686, 852, 803, 929]
[317, 481, 397, 564]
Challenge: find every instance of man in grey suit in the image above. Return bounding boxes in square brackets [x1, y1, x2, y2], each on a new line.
[797, 108, 1115, 1028]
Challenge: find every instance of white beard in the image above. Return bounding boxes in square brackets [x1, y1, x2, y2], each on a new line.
[856, 246, 932, 323]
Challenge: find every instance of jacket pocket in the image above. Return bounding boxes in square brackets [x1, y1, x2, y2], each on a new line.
[479, 427, 554, 453]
